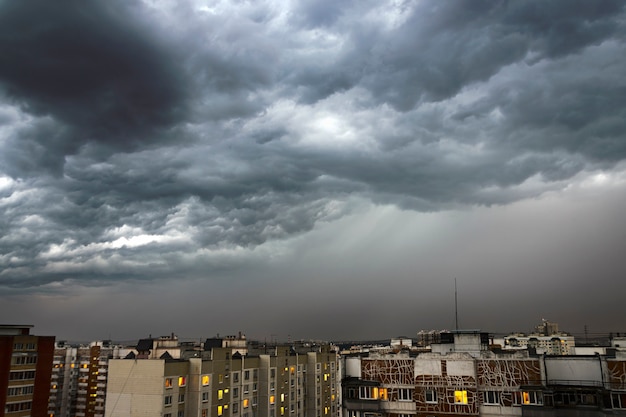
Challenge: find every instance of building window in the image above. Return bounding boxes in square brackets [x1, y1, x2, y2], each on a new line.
[165, 395, 172, 406]
[244, 384, 249, 394]
[218, 406, 223, 416]
[359, 386, 379, 400]
[219, 374, 224, 383]
[165, 378, 173, 388]
[425, 389, 437, 403]
[7, 386, 35, 396]
[5, 401, 32, 412]
[612, 393, 625, 409]
[233, 403, 239, 414]
[9, 371, 36, 380]
[202, 410, 208, 417]
[398, 388, 412, 401]
[454, 390, 468, 404]
[379, 388, 388, 400]
[164, 414, 172, 417]
[178, 411, 184, 417]
[484, 391, 500, 405]
[178, 376, 187, 387]
[270, 395, 276, 405]
[522, 391, 543, 405]
[202, 392, 209, 402]
[12, 355, 37, 365]
[244, 370, 250, 380]
[234, 388, 239, 398]
[218, 390, 224, 400]
[243, 398, 250, 408]
[234, 372, 239, 383]
[202, 375, 210, 386]
[179, 393, 185, 403]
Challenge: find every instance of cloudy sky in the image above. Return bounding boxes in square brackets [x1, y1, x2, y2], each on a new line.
[1, 0, 626, 342]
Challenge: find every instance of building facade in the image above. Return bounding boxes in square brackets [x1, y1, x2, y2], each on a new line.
[105, 336, 340, 417]
[341, 331, 626, 417]
[48, 341, 132, 417]
[0, 325, 55, 417]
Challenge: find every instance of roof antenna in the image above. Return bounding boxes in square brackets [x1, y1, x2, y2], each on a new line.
[455, 278, 459, 331]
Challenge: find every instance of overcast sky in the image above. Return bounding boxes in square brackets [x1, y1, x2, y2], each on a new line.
[1, 0, 626, 342]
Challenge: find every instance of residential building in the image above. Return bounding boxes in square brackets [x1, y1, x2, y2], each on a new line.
[341, 330, 626, 417]
[0, 324, 55, 417]
[105, 334, 340, 417]
[48, 340, 132, 417]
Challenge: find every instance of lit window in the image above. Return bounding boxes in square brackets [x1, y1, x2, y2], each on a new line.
[379, 388, 388, 401]
[359, 386, 379, 400]
[243, 399, 249, 408]
[179, 376, 187, 387]
[280, 407, 285, 415]
[270, 395, 276, 405]
[219, 374, 224, 383]
[281, 393, 285, 402]
[218, 406, 223, 416]
[454, 390, 468, 404]
[522, 391, 542, 405]
[165, 378, 173, 388]
[202, 375, 210, 386]
[218, 390, 223, 400]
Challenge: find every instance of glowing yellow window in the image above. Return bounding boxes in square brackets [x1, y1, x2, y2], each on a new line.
[280, 393, 285, 402]
[290, 366, 295, 375]
[280, 406, 285, 415]
[270, 395, 275, 405]
[217, 405, 223, 416]
[454, 390, 468, 404]
[202, 375, 210, 386]
[218, 390, 223, 400]
[243, 399, 249, 408]
[165, 378, 173, 388]
[379, 388, 388, 401]
[178, 376, 186, 387]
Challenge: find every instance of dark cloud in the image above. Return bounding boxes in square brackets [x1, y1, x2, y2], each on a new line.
[1, 0, 626, 339]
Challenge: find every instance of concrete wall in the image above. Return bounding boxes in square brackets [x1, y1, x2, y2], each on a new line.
[544, 357, 603, 386]
[105, 360, 165, 417]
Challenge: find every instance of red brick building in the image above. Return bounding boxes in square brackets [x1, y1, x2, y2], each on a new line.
[0, 325, 55, 417]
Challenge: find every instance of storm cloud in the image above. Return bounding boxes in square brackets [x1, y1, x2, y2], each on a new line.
[1, 0, 625, 340]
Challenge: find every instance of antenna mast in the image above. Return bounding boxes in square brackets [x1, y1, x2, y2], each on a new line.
[455, 278, 459, 330]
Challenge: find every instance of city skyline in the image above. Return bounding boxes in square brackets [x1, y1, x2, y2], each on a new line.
[1, 1, 626, 341]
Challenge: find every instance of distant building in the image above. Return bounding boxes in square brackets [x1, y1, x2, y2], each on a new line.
[0, 324, 55, 417]
[341, 329, 626, 417]
[48, 340, 133, 417]
[502, 320, 575, 355]
[105, 334, 340, 417]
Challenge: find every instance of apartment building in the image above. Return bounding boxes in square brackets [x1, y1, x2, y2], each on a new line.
[48, 340, 132, 417]
[0, 324, 55, 417]
[105, 335, 340, 417]
[341, 330, 626, 417]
